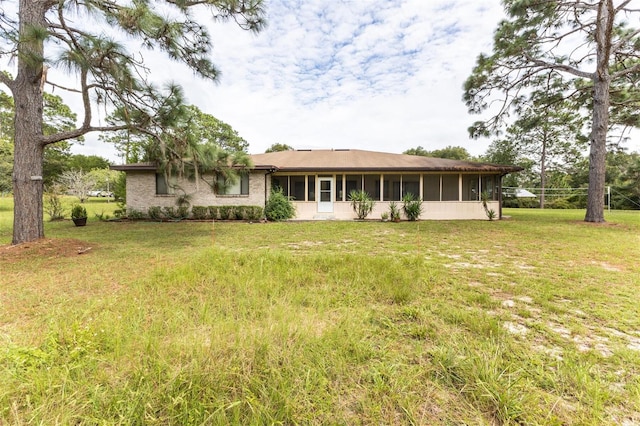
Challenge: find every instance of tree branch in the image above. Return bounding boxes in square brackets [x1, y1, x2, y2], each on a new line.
[0, 72, 14, 91]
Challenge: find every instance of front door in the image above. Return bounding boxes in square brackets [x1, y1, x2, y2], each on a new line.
[318, 177, 333, 213]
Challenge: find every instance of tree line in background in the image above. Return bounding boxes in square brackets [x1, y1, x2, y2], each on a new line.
[1, 83, 638, 212]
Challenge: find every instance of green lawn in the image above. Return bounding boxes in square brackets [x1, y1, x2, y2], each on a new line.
[1, 197, 639, 424]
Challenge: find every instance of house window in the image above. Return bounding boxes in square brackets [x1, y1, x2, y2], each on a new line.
[156, 173, 174, 195]
[290, 175, 305, 201]
[335, 174, 343, 201]
[307, 175, 316, 201]
[364, 174, 380, 200]
[272, 176, 288, 196]
[383, 174, 401, 201]
[481, 175, 498, 201]
[423, 174, 440, 201]
[442, 174, 459, 201]
[345, 174, 362, 195]
[462, 174, 480, 201]
[402, 175, 420, 198]
[219, 174, 249, 195]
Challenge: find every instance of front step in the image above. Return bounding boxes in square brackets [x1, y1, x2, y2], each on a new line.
[312, 214, 336, 220]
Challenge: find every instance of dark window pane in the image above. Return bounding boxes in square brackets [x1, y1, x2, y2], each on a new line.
[346, 174, 362, 195]
[335, 175, 343, 201]
[290, 175, 305, 201]
[272, 176, 288, 196]
[308, 175, 315, 201]
[423, 174, 440, 201]
[462, 174, 480, 201]
[402, 174, 420, 198]
[383, 174, 401, 201]
[481, 175, 497, 200]
[156, 174, 168, 195]
[240, 174, 249, 195]
[442, 174, 459, 201]
[364, 174, 380, 200]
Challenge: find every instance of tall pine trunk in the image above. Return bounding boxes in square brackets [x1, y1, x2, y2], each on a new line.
[585, 0, 612, 223]
[12, 0, 47, 244]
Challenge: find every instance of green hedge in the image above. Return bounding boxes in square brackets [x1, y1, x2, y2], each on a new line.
[194, 205, 264, 221]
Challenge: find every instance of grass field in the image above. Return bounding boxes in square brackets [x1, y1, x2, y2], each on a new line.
[1, 196, 639, 424]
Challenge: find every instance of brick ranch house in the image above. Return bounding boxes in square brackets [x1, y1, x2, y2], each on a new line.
[111, 149, 522, 220]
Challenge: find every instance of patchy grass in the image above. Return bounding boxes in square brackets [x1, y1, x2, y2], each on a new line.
[1, 200, 639, 424]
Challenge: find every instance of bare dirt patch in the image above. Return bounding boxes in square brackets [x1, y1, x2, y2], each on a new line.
[0, 238, 96, 263]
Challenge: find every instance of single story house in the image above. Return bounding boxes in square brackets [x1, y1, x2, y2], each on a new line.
[112, 149, 522, 220]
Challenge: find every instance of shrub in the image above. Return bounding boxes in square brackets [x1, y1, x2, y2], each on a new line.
[148, 206, 163, 220]
[219, 206, 234, 220]
[162, 206, 176, 219]
[45, 191, 65, 221]
[389, 201, 401, 221]
[70, 204, 87, 219]
[246, 206, 264, 220]
[546, 198, 573, 209]
[176, 206, 190, 219]
[265, 188, 295, 221]
[127, 209, 146, 220]
[191, 206, 210, 220]
[349, 189, 375, 220]
[209, 206, 221, 220]
[402, 193, 423, 221]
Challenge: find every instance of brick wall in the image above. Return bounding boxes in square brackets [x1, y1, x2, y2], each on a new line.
[125, 171, 268, 214]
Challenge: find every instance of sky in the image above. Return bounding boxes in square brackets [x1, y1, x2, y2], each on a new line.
[8, 0, 638, 161]
[71, 0, 511, 161]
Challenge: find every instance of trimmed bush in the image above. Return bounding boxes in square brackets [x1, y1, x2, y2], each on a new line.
[191, 206, 210, 220]
[265, 188, 295, 221]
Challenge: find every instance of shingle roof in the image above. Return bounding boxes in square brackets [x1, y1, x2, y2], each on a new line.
[110, 150, 523, 174]
[249, 149, 522, 173]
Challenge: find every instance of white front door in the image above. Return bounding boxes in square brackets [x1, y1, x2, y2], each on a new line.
[318, 177, 333, 213]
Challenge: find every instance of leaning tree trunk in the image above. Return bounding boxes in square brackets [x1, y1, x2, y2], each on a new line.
[585, 0, 612, 223]
[12, 0, 47, 244]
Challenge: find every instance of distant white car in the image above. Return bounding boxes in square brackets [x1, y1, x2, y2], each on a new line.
[88, 190, 114, 197]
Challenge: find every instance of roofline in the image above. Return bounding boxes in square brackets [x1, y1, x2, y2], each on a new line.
[110, 164, 156, 171]
[261, 166, 524, 173]
[111, 163, 523, 174]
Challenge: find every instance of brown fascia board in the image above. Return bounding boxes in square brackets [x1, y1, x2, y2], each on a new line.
[271, 166, 523, 173]
[110, 162, 522, 174]
[110, 163, 157, 171]
[110, 163, 279, 172]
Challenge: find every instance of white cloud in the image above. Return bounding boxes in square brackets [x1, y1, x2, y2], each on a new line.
[182, 0, 509, 156]
[47, 0, 638, 160]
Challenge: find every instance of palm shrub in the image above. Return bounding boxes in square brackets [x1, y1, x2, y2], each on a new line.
[349, 189, 375, 220]
[402, 193, 423, 221]
[389, 201, 401, 222]
[481, 191, 497, 220]
[264, 188, 295, 221]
